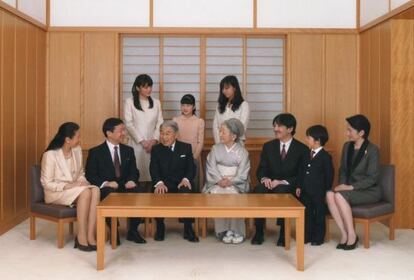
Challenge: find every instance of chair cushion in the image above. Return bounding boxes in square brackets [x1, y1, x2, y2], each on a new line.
[352, 202, 393, 218]
[31, 203, 77, 218]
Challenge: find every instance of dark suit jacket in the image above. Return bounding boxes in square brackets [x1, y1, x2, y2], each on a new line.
[298, 148, 334, 197]
[256, 138, 308, 187]
[85, 142, 139, 188]
[150, 140, 195, 188]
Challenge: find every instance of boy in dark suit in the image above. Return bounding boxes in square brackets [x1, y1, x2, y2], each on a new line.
[150, 120, 198, 242]
[296, 125, 334, 246]
[85, 118, 146, 245]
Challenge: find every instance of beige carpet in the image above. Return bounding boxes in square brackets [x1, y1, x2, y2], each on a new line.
[0, 218, 413, 280]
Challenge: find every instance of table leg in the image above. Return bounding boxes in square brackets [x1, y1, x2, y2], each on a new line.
[111, 217, 117, 249]
[97, 210, 105, 270]
[285, 218, 291, 250]
[296, 211, 305, 271]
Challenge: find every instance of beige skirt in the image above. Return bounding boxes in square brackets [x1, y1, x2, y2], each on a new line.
[46, 185, 96, 207]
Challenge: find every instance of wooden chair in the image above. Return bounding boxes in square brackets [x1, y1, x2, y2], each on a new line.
[325, 164, 395, 248]
[29, 165, 77, 248]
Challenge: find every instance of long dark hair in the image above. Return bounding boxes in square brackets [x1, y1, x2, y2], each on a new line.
[132, 74, 154, 111]
[218, 75, 244, 114]
[45, 122, 80, 152]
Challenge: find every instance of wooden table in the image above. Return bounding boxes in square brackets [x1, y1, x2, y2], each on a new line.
[96, 193, 305, 271]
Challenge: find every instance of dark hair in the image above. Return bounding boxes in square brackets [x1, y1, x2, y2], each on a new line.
[180, 94, 196, 115]
[218, 75, 244, 114]
[132, 74, 154, 111]
[346, 114, 371, 139]
[45, 122, 80, 152]
[273, 113, 297, 136]
[102, 118, 124, 137]
[306, 125, 329, 146]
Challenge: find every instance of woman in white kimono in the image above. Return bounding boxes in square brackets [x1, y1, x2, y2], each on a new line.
[124, 74, 164, 183]
[212, 75, 250, 144]
[203, 118, 250, 244]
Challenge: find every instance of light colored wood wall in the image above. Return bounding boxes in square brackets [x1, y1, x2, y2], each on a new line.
[288, 34, 359, 171]
[360, 18, 414, 228]
[390, 19, 414, 228]
[0, 8, 46, 235]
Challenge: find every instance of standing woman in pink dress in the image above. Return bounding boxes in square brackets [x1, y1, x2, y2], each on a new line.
[173, 94, 205, 189]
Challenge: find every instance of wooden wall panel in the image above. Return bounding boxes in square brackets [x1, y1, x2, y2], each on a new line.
[36, 28, 46, 160]
[325, 34, 358, 168]
[390, 20, 414, 228]
[15, 18, 27, 213]
[2, 11, 16, 222]
[83, 33, 118, 149]
[0, 8, 46, 235]
[48, 32, 82, 138]
[289, 34, 324, 142]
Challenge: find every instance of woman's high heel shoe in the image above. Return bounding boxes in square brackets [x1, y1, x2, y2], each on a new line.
[74, 237, 92, 252]
[88, 243, 97, 251]
[336, 242, 347, 249]
[344, 236, 359, 250]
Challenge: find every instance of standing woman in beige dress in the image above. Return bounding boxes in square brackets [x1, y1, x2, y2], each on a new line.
[124, 74, 164, 183]
[41, 122, 100, 251]
[173, 94, 205, 190]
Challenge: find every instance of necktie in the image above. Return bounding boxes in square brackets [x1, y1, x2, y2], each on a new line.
[310, 150, 315, 159]
[170, 145, 173, 152]
[281, 144, 287, 161]
[114, 146, 121, 178]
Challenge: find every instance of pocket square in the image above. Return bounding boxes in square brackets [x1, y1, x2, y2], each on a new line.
[180, 155, 186, 158]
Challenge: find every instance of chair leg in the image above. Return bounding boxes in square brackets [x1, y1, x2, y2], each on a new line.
[30, 215, 36, 240]
[389, 215, 395, 240]
[325, 216, 330, 242]
[69, 222, 74, 236]
[201, 218, 207, 239]
[57, 220, 65, 249]
[363, 221, 370, 249]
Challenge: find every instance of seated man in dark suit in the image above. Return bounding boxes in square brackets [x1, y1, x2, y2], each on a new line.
[85, 118, 146, 245]
[251, 113, 308, 246]
[150, 120, 198, 242]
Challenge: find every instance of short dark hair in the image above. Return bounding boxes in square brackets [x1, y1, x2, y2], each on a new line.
[306, 125, 329, 146]
[346, 114, 371, 139]
[102, 118, 124, 137]
[273, 113, 297, 136]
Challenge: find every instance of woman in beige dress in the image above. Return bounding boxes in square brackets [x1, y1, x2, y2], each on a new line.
[124, 74, 164, 183]
[41, 122, 100, 251]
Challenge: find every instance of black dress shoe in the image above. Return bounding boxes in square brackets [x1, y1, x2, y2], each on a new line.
[276, 236, 285, 247]
[251, 232, 264, 245]
[344, 236, 358, 250]
[127, 230, 147, 244]
[183, 227, 199, 243]
[311, 241, 324, 246]
[154, 223, 165, 241]
[74, 237, 92, 252]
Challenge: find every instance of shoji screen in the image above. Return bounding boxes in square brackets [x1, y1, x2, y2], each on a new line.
[205, 38, 244, 138]
[122, 35, 284, 139]
[122, 37, 160, 107]
[163, 37, 200, 119]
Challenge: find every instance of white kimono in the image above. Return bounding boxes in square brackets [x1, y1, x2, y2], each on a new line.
[124, 97, 164, 182]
